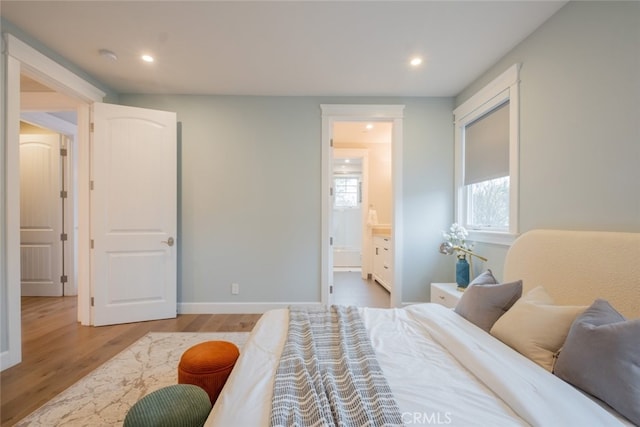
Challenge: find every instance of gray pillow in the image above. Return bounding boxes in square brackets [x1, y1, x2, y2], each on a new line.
[454, 280, 522, 332]
[554, 299, 640, 426]
[468, 269, 498, 286]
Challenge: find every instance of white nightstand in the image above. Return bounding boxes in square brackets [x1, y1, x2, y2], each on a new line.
[430, 283, 463, 308]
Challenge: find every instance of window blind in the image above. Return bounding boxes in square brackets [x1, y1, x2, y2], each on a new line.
[464, 101, 510, 185]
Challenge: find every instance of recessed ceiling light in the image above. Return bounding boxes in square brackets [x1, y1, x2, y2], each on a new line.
[410, 57, 423, 67]
[366, 123, 374, 130]
[141, 54, 155, 63]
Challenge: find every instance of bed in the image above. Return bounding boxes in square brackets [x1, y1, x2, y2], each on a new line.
[206, 230, 639, 426]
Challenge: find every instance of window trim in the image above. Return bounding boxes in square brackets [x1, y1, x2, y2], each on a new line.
[454, 64, 520, 246]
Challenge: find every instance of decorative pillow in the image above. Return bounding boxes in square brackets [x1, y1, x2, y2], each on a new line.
[468, 269, 498, 286]
[490, 286, 586, 371]
[454, 280, 522, 332]
[554, 299, 640, 426]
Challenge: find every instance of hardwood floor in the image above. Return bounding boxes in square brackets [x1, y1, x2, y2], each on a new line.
[332, 271, 390, 308]
[0, 297, 262, 426]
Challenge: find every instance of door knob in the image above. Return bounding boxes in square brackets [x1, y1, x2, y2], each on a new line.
[162, 237, 175, 247]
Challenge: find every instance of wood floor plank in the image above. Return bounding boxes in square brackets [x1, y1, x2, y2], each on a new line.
[0, 297, 262, 426]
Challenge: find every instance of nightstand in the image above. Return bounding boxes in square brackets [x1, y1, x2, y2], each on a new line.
[430, 283, 463, 308]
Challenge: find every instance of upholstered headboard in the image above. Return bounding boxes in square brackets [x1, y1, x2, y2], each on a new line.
[503, 229, 639, 319]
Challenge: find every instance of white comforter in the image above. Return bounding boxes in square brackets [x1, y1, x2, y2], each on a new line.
[206, 303, 627, 426]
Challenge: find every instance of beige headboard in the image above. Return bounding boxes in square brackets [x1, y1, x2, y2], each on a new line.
[504, 229, 639, 319]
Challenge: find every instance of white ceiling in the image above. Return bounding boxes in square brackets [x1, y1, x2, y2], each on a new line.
[1, 1, 566, 97]
[334, 121, 392, 145]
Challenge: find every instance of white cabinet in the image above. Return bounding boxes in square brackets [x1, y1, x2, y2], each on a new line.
[372, 235, 392, 291]
[430, 283, 462, 308]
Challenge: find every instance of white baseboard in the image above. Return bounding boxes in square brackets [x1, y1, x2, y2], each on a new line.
[178, 301, 323, 314]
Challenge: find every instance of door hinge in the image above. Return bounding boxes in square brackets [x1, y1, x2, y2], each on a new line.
[330, 237, 333, 246]
[60, 148, 68, 157]
[90, 122, 95, 132]
[60, 275, 68, 283]
[330, 285, 333, 294]
[60, 233, 68, 241]
[91, 297, 95, 307]
[330, 138, 334, 147]
[60, 190, 68, 199]
[330, 187, 334, 197]
[90, 180, 94, 190]
[90, 239, 94, 249]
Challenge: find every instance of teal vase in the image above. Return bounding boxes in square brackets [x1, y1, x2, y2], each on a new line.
[456, 257, 470, 288]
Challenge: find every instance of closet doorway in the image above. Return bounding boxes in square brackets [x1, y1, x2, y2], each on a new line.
[20, 126, 69, 297]
[20, 75, 79, 298]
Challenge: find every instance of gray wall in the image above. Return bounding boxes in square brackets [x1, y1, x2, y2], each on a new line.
[118, 95, 455, 305]
[456, 1, 640, 279]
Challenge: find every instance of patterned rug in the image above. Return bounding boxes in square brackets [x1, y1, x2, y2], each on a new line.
[16, 332, 249, 427]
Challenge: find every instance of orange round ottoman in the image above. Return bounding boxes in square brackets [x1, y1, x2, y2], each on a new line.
[177, 341, 240, 404]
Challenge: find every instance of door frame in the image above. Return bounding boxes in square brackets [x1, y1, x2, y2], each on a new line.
[320, 105, 404, 308]
[2, 33, 104, 370]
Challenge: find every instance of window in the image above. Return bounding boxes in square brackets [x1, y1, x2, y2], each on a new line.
[454, 64, 520, 244]
[334, 177, 360, 208]
[464, 101, 510, 230]
[467, 176, 509, 229]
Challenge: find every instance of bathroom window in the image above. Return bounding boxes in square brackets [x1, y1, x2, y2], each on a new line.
[334, 177, 360, 208]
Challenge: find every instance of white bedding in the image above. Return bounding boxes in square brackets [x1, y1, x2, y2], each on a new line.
[206, 304, 628, 426]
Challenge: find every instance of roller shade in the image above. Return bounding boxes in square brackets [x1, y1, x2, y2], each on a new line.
[464, 101, 509, 185]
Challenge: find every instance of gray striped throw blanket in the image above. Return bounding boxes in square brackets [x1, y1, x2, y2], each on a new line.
[270, 305, 403, 427]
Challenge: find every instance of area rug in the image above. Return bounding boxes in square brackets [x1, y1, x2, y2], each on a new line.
[16, 332, 249, 427]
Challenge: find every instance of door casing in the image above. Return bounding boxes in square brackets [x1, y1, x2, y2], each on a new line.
[3, 34, 104, 370]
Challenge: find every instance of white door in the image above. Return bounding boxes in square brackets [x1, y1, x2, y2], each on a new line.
[91, 102, 177, 326]
[20, 133, 64, 296]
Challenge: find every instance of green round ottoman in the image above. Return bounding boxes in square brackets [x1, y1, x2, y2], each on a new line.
[123, 384, 212, 427]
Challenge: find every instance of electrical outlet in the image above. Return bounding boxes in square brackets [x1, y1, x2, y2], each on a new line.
[231, 283, 240, 295]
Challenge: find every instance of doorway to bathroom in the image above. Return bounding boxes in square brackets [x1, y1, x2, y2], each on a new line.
[331, 122, 392, 307]
[320, 104, 404, 309]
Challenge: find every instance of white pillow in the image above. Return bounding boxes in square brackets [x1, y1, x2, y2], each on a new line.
[490, 286, 586, 371]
